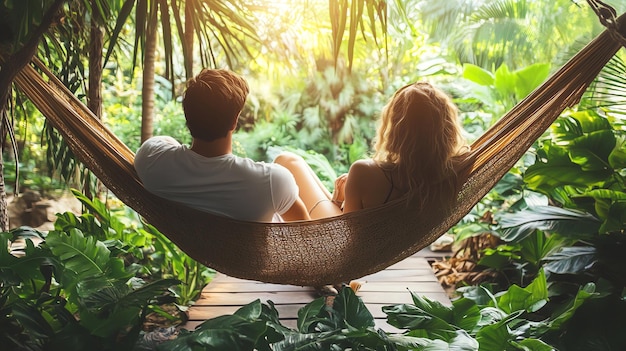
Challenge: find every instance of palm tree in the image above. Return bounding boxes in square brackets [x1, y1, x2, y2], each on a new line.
[417, 0, 608, 70]
[118, 0, 263, 142]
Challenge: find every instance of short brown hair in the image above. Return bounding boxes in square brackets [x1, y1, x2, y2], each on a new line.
[182, 69, 249, 142]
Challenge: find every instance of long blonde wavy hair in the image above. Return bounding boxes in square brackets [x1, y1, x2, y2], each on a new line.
[372, 81, 468, 210]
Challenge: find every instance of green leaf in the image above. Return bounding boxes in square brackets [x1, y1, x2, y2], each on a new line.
[234, 298, 263, 320]
[571, 111, 612, 133]
[524, 142, 609, 193]
[393, 330, 478, 350]
[171, 300, 269, 350]
[458, 286, 498, 307]
[599, 201, 626, 233]
[549, 283, 597, 329]
[297, 296, 326, 332]
[475, 318, 515, 351]
[496, 206, 600, 242]
[569, 130, 615, 171]
[410, 291, 454, 321]
[332, 286, 374, 330]
[161, 322, 268, 351]
[494, 64, 516, 97]
[496, 270, 548, 314]
[518, 230, 570, 268]
[45, 229, 132, 301]
[513, 63, 551, 100]
[608, 136, 626, 169]
[384, 293, 455, 336]
[463, 64, 494, 86]
[544, 247, 596, 274]
[78, 278, 179, 338]
[511, 338, 556, 351]
[451, 298, 482, 333]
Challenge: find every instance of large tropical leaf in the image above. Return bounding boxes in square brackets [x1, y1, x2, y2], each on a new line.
[332, 286, 375, 330]
[330, 0, 388, 70]
[548, 282, 598, 330]
[162, 299, 269, 351]
[78, 278, 179, 338]
[495, 270, 548, 314]
[496, 206, 600, 242]
[581, 55, 626, 114]
[524, 142, 612, 195]
[297, 296, 326, 333]
[543, 246, 597, 275]
[44, 229, 132, 301]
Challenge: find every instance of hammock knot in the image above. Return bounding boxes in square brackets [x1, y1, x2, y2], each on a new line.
[587, 0, 626, 49]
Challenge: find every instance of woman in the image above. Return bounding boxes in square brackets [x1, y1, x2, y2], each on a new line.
[275, 81, 469, 219]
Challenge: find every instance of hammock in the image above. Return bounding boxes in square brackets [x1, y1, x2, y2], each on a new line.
[11, 11, 626, 287]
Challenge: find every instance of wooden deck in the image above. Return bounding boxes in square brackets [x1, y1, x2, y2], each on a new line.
[183, 249, 450, 332]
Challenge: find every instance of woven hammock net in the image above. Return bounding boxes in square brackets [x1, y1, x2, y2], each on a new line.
[12, 11, 626, 286]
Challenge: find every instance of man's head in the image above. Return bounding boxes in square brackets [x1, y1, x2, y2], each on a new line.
[182, 69, 249, 142]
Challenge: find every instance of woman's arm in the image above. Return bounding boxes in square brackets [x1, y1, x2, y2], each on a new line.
[342, 161, 368, 213]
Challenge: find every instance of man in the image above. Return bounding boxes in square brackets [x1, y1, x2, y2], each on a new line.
[134, 69, 310, 222]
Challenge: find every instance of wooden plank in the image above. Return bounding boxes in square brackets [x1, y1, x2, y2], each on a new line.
[204, 282, 315, 293]
[183, 252, 450, 334]
[203, 281, 444, 293]
[194, 291, 449, 306]
[189, 300, 440, 321]
[354, 281, 445, 293]
[183, 318, 405, 334]
[359, 268, 440, 281]
[384, 257, 433, 270]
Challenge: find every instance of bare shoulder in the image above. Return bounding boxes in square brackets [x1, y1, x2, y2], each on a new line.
[349, 159, 377, 173]
[347, 159, 382, 185]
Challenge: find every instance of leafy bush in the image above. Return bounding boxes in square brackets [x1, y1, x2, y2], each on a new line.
[0, 227, 179, 350]
[162, 271, 596, 350]
[466, 109, 626, 349]
[0, 189, 218, 350]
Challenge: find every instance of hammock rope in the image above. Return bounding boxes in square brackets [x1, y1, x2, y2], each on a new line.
[11, 9, 626, 286]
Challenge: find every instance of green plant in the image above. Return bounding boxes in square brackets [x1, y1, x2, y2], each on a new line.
[0, 227, 179, 350]
[465, 108, 626, 349]
[462, 62, 551, 121]
[160, 271, 602, 350]
[54, 189, 215, 307]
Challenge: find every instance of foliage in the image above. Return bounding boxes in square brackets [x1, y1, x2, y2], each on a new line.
[160, 271, 602, 350]
[57, 189, 215, 307]
[0, 187, 220, 349]
[467, 109, 626, 349]
[463, 62, 551, 119]
[0, 227, 179, 350]
[417, 0, 611, 70]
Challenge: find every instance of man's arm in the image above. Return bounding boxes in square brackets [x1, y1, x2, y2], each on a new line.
[280, 197, 311, 221]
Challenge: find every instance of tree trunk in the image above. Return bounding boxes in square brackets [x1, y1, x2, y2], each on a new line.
[183, 0, 194, 80]
[0, 110, 9, 230]
[86, 0, 104, 199]
[88, 3, 104, 120]
[141, 5, 158, 143]
[0, 0, 65, 231]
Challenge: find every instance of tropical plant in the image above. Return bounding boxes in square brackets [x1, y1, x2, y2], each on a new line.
[450, 98, 626, 349]
[417, 0, 611, 70]
[160, 271, 602, 350]
[0, 227, 179, 350]
[55, 189, 215, 307]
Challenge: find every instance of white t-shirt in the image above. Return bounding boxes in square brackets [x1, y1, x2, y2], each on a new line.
[134, 136, 298, 222]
